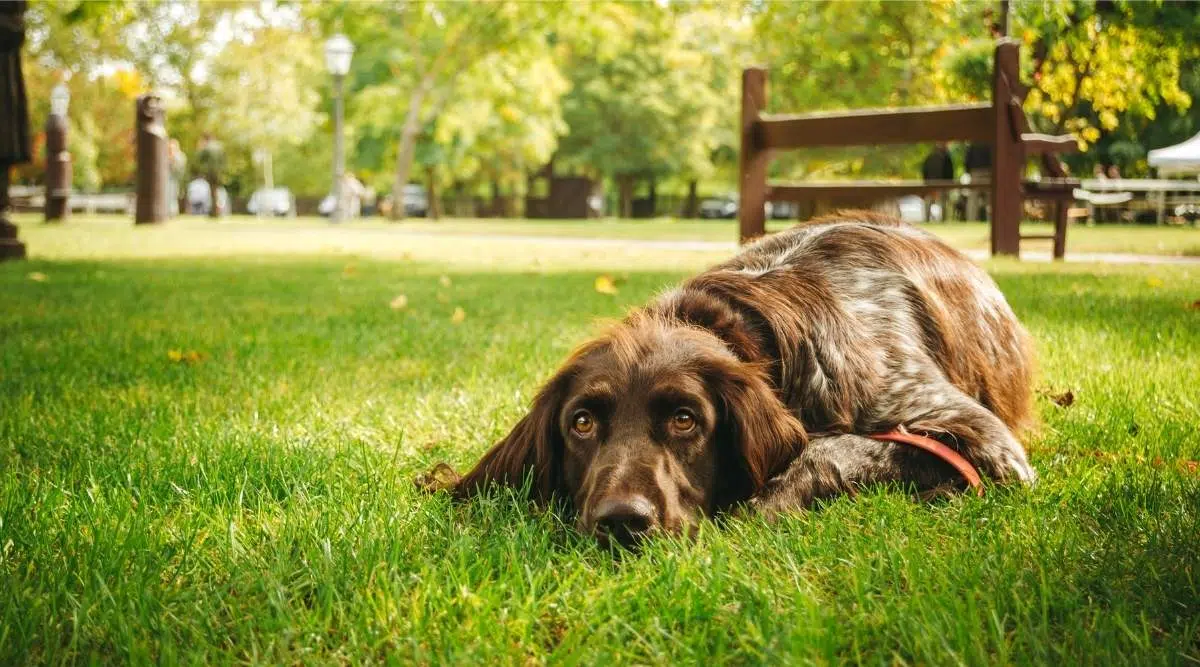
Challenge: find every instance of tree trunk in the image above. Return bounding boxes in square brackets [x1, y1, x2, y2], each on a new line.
[426, 166, 441, 220]
[684, 179, 699, 218]
[389, 86, 429, 221]
[490, 178, 502, 217]
[617, 174, 634, 220]
[647, 177, 657, 217]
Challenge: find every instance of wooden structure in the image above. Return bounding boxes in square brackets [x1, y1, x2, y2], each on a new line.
[739, 40, 1079, 259]
[526, 163, 594, 219]
[134, 95, 169, 224]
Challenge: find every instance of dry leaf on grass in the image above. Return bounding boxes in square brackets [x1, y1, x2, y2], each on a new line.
[389, 294, 409, 310]
[414, 462, 460, 493]
[594, 274, 619, 295]
[27, 272, 46, 282]
[1050, 390, 1075, 407]
[341, 263, 358, 277]
[1189, 299, 1200, 310]
[167, 349, 205, 364]
[1039, 387, 1075, 407]
[450, 307, 466, 324]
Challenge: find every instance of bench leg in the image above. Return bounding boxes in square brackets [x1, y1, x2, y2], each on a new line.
[1053, 201, 1068, 260]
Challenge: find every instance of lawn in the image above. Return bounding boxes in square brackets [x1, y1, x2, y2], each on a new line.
[2, 221, 1198, 663]
[12, 212, 1200, 259]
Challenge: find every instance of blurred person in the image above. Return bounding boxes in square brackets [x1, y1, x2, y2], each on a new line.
[964, 143, 991, 222]
[362, 184, 377, 217]
[339, 172, 365, 219]
[195, 134, 225, 218]
[167, 139, 186, 217]
[921, 142, 955, 222]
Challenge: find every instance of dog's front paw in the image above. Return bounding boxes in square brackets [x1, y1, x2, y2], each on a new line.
[414, 462, 461, 494]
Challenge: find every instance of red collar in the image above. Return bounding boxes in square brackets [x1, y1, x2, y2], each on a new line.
[869, 431, 984, 497]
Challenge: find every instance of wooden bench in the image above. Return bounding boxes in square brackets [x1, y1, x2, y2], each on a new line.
[739, 39, 1079, 260]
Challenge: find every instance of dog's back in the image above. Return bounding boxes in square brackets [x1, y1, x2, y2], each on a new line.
[688, 212, 1034, 434]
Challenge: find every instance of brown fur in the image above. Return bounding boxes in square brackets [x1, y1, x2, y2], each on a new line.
[444, 212, 1036, 546]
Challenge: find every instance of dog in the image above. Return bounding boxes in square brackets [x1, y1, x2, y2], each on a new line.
[432, 212, 1036, 548]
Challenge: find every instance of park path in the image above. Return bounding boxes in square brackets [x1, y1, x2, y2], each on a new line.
[322, 227, 1200, 266]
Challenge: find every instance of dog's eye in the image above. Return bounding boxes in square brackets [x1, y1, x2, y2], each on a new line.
[572, 411, 596, 436]
[671, 409, 696, 432]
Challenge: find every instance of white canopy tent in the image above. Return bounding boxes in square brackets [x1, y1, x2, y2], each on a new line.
[1148, 131, 1200, 176]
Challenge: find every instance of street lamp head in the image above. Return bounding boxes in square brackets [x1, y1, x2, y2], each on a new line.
[50, 84, 70, 117]
[324, 33, 354, 77]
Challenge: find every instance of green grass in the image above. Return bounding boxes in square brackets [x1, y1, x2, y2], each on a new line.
[2, 222, 1199, 663]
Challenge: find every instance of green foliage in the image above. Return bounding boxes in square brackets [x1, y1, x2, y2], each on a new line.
[15, 0, 1200, 194]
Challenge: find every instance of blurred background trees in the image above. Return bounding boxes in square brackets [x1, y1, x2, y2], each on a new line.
[14, 0, 1200, 209]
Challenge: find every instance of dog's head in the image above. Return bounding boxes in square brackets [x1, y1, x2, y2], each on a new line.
[453, 316, 806, 548]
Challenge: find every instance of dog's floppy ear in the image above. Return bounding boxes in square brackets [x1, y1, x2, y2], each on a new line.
[708, 358, 807, 502]
[453, 371, 571, 503]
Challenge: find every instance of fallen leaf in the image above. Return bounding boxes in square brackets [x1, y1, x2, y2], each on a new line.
[27, 272, 46, 282]
[167, 349, 205, 364]
[1180, 460, 1198, 475]
[450, 307, 466, 324]
[594, 274, 619, 295]
[439, 275, 452, 288]
[1146, 277, 1163, 288]
[342, 263, 358, 277]
[1189, 299, 1200, 310]
[389, 294, 409, 310]
[1050, 390, 1075, 407]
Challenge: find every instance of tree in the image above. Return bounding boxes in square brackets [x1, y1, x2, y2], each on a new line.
[556, 2, 732, 217]
[310, 2, 564, 219]
[430, 48, 569, 214]
[1019, 1, 1192, 149]
[207, 27, 322, 190]
[749, 0, 969, 180]
[942, 1, 1196, 168]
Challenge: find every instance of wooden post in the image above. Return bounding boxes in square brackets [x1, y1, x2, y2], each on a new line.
[0, 168, 25, 261]
[990, 40, 1022, 257]
[739, 68, 768, 244]
[1052, 202, 1068, 260]
[134, 95, 169, 224]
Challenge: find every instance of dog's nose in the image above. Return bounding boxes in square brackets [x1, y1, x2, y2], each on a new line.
[593, 495, 657, 547]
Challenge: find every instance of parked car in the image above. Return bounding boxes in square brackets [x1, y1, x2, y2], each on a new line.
[896, 195, 926, 224]
[321, 183, 427, 218]
[246, 187, 296, 217]
[766, 201, 798, 220]
[186, 177, 228, 216]
[699, 195, 738, 219]
[399, 183, 428, 217]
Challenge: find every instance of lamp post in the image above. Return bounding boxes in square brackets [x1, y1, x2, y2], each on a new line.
[324, 33, 354, 223]
[44, 83, 71, 222]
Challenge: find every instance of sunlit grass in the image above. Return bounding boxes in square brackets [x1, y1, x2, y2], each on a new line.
[1, 223, 1198, 662]
[13, 212, 1200, 261]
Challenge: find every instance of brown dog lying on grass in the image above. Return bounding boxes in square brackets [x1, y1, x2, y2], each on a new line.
[421, 212, 1036, 548]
